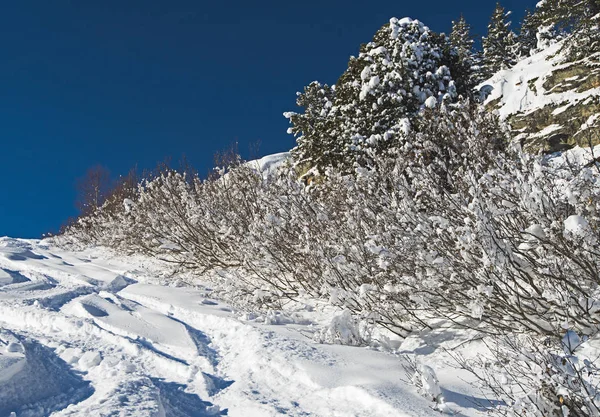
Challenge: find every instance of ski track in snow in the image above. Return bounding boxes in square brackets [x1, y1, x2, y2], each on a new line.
[0, 237, 462, 417]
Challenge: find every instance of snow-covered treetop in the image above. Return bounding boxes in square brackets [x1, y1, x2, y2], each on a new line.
[286, 16, 458, 172]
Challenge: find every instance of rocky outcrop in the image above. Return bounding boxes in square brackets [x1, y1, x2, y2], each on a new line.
[480, 41, 600, 152]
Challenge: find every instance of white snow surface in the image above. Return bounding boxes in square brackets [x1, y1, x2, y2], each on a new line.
[244, 152, 290, 178]
[478, 41, 600, 120]
[0, 237, 487, 417]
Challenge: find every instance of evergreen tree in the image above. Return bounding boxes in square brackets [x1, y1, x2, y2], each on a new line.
[470, 49, 486, 85]
[286, 18, 457, 172]
[284, 81, 337, 170]
[333, 18, 457, 169]
[534, 0, 600, 50]
[482, 3, 517, 78]
[516, 9, 540, 57]
[449, 15, 478, 97]
[566, 0, 600, 56]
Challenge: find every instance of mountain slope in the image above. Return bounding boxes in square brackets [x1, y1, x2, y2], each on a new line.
[480, 41, 600, 151]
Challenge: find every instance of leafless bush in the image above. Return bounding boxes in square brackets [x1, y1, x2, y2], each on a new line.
[60, 106, 600, 347]
[449, 332, 600, 416]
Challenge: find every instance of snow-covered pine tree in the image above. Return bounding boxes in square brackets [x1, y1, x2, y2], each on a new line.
[449, 15, 478, 97]
[284, 81, 337, 172]
[565, 0, 600, 57]
[515, 9, 540, 57]
[534, 0, 600, 53]
[549, 0, 599, 31]
[470, 49, 485, 86]
[286, 18, 457, 172]
[482, 3, 517, 78]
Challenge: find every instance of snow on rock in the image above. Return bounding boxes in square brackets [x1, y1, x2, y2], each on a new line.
[577, 114, 600, 136]
[478, 40, 600, 150]
[479, 42, 577, 119]
[548, 143, 600, 167]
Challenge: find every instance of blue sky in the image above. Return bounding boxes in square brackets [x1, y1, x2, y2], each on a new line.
[0, 0, 537, 238]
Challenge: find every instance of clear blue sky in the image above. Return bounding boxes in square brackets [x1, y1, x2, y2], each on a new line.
[0, 0, 536, 238]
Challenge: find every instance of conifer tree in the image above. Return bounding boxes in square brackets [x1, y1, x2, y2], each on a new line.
[516, 9, 540, 57]
[449, 15, 478, 97]
[534, 0, 600, 42]
[566, 0, 600, 56]
[286, 18, 457, 172]
[482, 3, 517, 78]
[284, 81, 337, 171]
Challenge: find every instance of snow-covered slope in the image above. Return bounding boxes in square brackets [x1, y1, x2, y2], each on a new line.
[0, 237, 485, 417]
[480, 41, 600, 151]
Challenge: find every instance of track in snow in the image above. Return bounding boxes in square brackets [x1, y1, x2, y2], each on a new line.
[0, 238, 470, 417]
[0, 239, 225, 417]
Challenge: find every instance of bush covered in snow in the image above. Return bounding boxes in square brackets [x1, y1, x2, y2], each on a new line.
[59, 99, 600, 416]
[450, 331, 600, 417]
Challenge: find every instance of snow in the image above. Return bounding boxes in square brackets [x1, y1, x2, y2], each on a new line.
[418, 364, 441, 402]
[564, 214, 590, 236]
[424, 96, 437, 109]
[524, 224, 546, 240]
[397, 17, 415, 26]
[0, 334, 26, 384]
[389, 18, 419, 39]
[0, 269, 13, 286]
[360, 65, 371, 81]
[562, 330, 582, 354]
[576, 114, 600, 136]
[548, 143, 600, 166]
[530, 123, 562, 138]
[0, 237, 488, 416]
[478, 41, 600, 120]
[244, 152, 290, 178]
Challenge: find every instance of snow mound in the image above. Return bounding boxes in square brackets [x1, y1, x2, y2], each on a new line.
[0, 332, 26, 385]
[62, 293, 198, 356]
[244, 152, 290, 178]
[313, 310, 367, 346]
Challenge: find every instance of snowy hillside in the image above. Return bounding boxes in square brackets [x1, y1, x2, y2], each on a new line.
[5, 138, 600, 416]
[480, 41, 600, 151]
[3, 2, 600, 415]
[0, 237, 494, 417]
